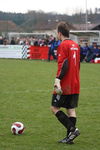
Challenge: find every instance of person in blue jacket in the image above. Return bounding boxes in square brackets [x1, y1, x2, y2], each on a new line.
[92, 44, 100, 59]
[48, 37, 60, 61]
[86, 42, 97, 62]
[80, 43, 89, 62]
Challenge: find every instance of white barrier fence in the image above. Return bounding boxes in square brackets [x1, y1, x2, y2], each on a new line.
[0, 45, 28, 59]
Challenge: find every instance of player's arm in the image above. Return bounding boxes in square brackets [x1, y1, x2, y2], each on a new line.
[54, 46, 68, 94]
[56, 45, 68, 80]
[56, 58, 68, 80]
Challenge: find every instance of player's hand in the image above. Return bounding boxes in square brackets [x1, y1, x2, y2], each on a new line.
[54, 78, 62, 95]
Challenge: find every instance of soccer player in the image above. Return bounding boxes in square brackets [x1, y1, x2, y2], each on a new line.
[51, 22, 80, 144]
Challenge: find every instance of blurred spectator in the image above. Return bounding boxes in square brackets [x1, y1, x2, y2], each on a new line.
[3, 38, 8, 45]
[0, 36, 3, 44]
[80, 43, 90, 62]
[48, 37, 57, 61]
[10, 37, 16, 45]
[92, 45, 100, 60]
[85, 42, 97, 62]
[34, 38, 39, 46]
[98, 45, 100, 56]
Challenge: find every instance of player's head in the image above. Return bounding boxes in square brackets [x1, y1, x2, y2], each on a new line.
[57, 22, 70, 40]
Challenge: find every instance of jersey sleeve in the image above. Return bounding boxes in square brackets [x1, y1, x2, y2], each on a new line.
[56, 44, 69, 80]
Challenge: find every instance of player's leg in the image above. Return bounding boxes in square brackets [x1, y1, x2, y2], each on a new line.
[57, 108, 77, 144]
[65, 95, 80, 143]
[51, 94, 76, 144]
[58, 94, 80, 143]
[67, 108, 76, 126]
[52, 50, 57, 60]
[51, 106, 75, 130]
[48, 49, 51, 61]
[51, 94, 75, 129]
[67, 108, 77, 137]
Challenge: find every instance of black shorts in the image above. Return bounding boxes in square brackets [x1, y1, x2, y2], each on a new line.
[51, 94, 79, 109]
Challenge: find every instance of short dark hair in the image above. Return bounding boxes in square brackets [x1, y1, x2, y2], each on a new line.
[57, 22, 70, 37]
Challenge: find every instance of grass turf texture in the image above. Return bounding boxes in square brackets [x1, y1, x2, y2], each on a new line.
[0, 59, 100, 150]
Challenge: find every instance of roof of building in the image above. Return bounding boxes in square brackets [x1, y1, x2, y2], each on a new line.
[73, 23, 100, 30]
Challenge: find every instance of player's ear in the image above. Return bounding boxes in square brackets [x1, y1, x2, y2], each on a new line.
[57, 32, 61, 40]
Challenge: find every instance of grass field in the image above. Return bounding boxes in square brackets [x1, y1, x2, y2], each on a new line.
[0, 59, 100, 150]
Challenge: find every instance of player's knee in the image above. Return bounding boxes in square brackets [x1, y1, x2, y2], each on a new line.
[50, 106, 55, 114]
[50, 106, 59, 114]
[67, 108, 76, 117]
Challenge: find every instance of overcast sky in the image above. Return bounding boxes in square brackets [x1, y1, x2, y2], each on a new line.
[0, 0, 100, 15]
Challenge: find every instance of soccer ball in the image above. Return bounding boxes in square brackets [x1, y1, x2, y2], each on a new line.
[11, 122, 25, 135]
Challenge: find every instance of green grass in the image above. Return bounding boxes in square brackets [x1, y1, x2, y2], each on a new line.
[0, 59, 100, 150]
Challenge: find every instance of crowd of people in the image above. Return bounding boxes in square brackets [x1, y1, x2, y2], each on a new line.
[0, 35, 100, 62]
[0, 36, 52, 46]
[0, 35, 60, 61]
[80, 42, 100, 62]
[0, 35, 60, 47]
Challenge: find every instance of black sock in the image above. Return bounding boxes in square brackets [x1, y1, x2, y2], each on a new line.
[69, 117, 76, 126]
[67, 117, 76, 136]
[55, 111, 75, 131]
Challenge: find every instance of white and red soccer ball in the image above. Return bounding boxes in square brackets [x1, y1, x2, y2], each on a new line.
[11, 122, 25, 135]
